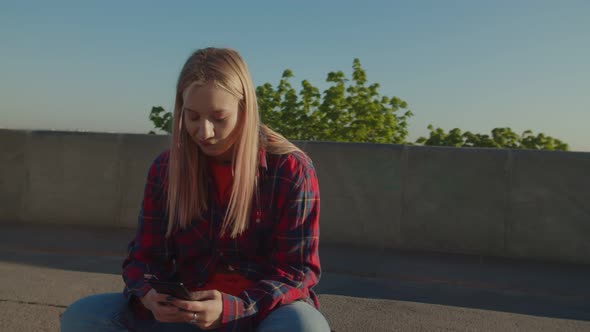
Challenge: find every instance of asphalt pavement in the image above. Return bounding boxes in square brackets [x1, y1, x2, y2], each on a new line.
[1, 223, 589, 331]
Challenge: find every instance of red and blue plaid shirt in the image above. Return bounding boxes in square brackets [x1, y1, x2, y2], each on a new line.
[122, 148, 322, 331]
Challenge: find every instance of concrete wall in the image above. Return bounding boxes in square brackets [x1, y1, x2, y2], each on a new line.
[0, 130, 169, 228]
[1, 129, 589, 264]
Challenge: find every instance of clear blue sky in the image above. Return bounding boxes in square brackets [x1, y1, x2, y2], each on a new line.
[1, 0, 589, 151]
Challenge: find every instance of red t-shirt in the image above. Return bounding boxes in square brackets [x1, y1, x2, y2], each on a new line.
[204, 159, 255, 296]
[207, 159, 233, 207]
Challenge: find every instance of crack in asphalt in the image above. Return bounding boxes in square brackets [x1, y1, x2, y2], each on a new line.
[0, 298, 67, 309]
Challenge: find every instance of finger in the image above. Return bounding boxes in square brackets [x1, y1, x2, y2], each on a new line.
[151, 291, 173, 303]
[177, 301, 219, 324]
[153, 313, 173, 323]
[154, 304, 182, 317]
[177, 310, 203, 323]
[154, 306, 192, 323]
[179, 310, 217, 330]
[168, 298, 206, 312]
[152, 309, 177, 323]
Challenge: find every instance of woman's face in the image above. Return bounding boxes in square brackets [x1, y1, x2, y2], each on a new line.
[182, 82, 240, 161]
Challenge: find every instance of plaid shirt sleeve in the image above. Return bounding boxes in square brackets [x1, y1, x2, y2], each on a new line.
[122, 151, 174, 300]
[219, 154, 321, 330]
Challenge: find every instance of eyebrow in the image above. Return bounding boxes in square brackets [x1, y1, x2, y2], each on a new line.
[182, 107, 229, 115]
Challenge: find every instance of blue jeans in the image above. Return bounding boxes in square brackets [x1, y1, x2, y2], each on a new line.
[61, 293, 331, 332]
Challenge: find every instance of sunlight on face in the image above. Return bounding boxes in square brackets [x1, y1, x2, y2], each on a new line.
[182, 82, 240, 161]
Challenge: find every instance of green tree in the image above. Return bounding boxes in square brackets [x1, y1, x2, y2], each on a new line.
[147, 60, 569, 152]
[416, 125, 569, 151]
[148, 106, 172, 134]
[256, 59, 413, 144]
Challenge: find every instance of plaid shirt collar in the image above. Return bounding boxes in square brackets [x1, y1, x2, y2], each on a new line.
[258, 146, 268, 170]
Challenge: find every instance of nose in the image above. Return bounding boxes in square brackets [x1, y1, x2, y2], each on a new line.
[196, 119, 214, 141]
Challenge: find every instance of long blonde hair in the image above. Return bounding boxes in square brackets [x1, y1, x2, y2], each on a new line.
[167, 47, 304, 238]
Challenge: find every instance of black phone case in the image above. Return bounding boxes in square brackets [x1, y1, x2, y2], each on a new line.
[146, 280, 193, 300]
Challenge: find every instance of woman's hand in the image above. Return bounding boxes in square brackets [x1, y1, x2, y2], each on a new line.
[167, 290, 224, 330]
[140, 289, 184, 323]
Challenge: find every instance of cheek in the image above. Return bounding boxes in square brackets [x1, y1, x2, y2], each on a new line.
[217, 125, 233, 139]
[184, 120, 198, 135]
[220, 118, 239, 139]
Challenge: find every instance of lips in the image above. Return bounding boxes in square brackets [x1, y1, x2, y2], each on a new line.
[199, 140, 214, 147]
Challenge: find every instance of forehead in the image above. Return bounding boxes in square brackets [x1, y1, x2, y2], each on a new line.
[183, 83, 239, 113]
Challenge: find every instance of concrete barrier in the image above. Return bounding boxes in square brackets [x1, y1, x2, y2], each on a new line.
[0, 130, 27, 223]
[24, 131, 120, 226]
[1, 129, 589, 264]
[117, 134, 170, 228]
[298, 141, 404, 250]
[402, 146, 508, 256]
[507, 149, 590, 263]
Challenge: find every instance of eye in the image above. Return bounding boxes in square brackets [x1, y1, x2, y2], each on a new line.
[214, 117, 227, 123]
[186, 113, 199, 121]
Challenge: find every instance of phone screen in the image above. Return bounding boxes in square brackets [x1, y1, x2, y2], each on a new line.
[146, 279, 193, 301]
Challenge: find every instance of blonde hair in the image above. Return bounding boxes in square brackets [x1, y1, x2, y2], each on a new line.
[167, 47, 304, 238]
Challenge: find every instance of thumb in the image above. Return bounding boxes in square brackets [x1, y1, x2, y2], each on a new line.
[190, 289, 217, 301]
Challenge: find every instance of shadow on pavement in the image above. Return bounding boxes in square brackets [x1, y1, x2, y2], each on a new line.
[1, 223, 589, 322]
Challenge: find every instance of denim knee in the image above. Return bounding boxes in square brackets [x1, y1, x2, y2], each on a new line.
[61, 293, 129, 332]
[257, 300, 331, 332]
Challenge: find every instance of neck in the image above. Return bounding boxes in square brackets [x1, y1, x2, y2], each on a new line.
[207, 156, 232, 165]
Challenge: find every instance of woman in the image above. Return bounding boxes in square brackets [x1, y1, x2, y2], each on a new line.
[61, 48, 330, 331]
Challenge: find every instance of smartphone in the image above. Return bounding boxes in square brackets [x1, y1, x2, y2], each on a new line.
[145, 279, 193, 301]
